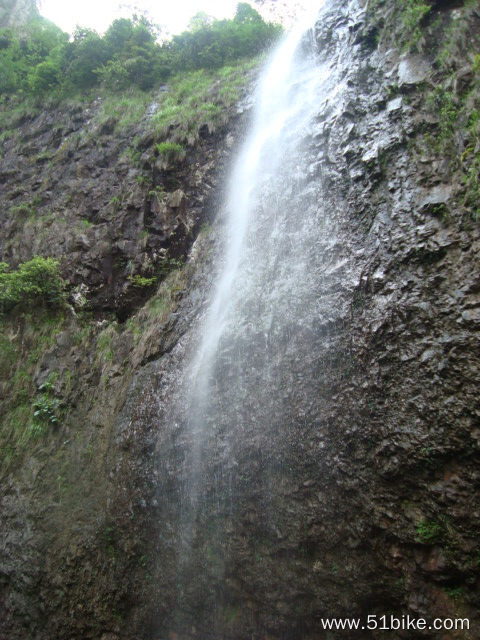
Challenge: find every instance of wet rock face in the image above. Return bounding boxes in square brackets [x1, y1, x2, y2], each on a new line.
[1, 1, 480, 639]
[108, 1, 480, 638]
[0, 95, 236, 320]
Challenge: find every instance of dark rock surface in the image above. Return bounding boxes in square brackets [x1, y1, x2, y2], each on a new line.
[0, 89, 242, 320]
[1, 1, 480, 639]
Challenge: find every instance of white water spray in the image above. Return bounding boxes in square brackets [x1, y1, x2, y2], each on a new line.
[189, 3, 329, 402]
[159, 0, 354, 633]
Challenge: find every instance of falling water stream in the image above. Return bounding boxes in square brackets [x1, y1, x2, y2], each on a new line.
[158, 0, 355, 634]
[190, 4, 328, 384]
[182, 1, 329, 511]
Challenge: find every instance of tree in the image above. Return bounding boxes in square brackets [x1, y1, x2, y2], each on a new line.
[64, 28, 109, 89]
[234, 3, 263, 24]
[97, 16, 162, 90]
[0, 2, 282, 97]
[188, 12, 214, 32]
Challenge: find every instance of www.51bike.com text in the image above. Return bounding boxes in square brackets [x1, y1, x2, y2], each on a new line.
[320, 615, 470, 632]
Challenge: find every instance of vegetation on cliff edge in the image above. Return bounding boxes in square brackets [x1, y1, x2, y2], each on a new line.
[0, 3, 281, 98]
[0, 256, 64, 314]
[368, 0, 480, 221]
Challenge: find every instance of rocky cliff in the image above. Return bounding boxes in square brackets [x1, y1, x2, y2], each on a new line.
[0, 0, 37, 28]
[1, 1, 480, 639]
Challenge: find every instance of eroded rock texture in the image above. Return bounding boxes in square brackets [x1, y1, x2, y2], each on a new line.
[0, 0, 37, 28]
[1, 1, 480, 639]
[0, 91, 241, 319]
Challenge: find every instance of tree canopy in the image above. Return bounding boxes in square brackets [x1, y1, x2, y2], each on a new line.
[0, 3, 282, 97]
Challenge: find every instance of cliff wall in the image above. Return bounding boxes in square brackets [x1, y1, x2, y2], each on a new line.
[1, 1, 479, 639]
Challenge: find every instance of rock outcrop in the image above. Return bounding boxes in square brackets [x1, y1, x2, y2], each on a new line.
[0, 88, 244, 319]
[0, 0, 37, 28]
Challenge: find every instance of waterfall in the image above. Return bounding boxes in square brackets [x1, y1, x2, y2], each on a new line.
[190, 3, 328, 385]
[158, 0, 355, 634]
[184, 1, 331, 498]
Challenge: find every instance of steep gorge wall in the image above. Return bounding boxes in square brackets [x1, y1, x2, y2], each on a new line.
[0, 68, 254, 638]
[0, 0, 37, 28]
[1, 1, 480, 639]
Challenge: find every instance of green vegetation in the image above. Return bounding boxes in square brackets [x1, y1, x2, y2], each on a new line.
[128, 274, 157, 288]
[155, 141, 184, 161]
[10, 202, 34, 217]
[32, 374, 61, 430]
[367, 0, 431, 52]
[459, 100, 480, 218]
[425, 86, 458, 146]
[0, 309, 65, 467]
[96, 325, 116, 363]
[0, 7, 270, 168]
[94, 89, 151, 131]
[416, 519, 444, 544]
[369, 0, 480, 221]
[0, 96, 38, 132]
[421, 13, 480, 221]
[0, 4, 281, 99]
[443, 586, 465, 600]
[169, 3, 279, 70]
[399, 0, 431, 51]
[109, 195, 121, 208]
[125, 259, 191, 346]
[33, 396, 57, 423]
[126, 254, 184, 292]
[150, 59, 258, 143]
[158, 256, 184, 275]
[10, 196, 40, 218]
[0, 257, 64, 314]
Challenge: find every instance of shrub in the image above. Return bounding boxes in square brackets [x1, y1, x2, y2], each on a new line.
[33, 394, 60, 425]
[32, 373, 61, 430]
[28, 58, 61, 93]
[155, 141, 185, 160]
[0, 257, 64, 314]
[416, 519, 444, 543]
[401, 0, 431, 51]
[10, 201, 36, 217]
[169, 4, 281, 72]
[64, 28, 109, 90]
[368, 0, 431, 53]
[128, 274, 157, 288]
